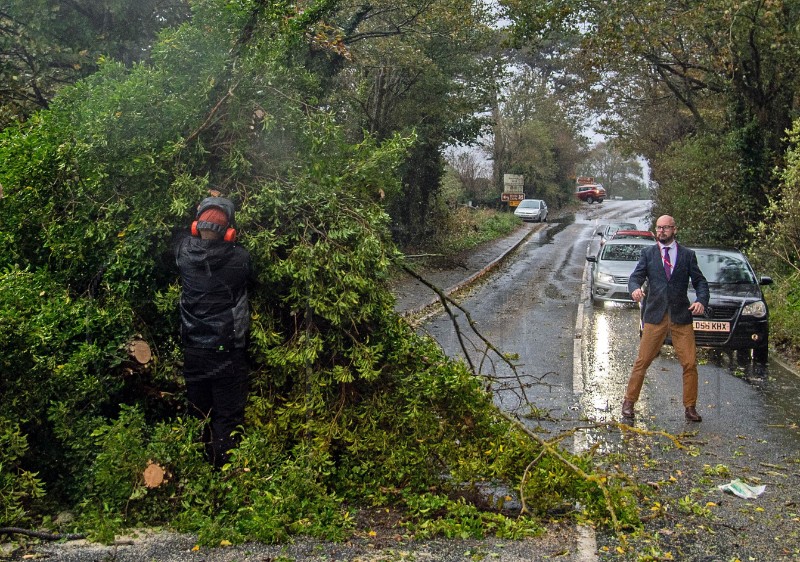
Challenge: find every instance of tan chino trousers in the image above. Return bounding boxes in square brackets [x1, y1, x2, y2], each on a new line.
[624, 314, 699, 408]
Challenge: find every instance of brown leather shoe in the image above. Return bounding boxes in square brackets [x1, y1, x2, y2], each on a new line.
[685, 406, 702, 422]
[621, 400, 635, 417]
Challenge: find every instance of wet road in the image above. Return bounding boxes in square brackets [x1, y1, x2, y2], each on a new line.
[423, 200, 800, 557]
[422, 199, 800, 451]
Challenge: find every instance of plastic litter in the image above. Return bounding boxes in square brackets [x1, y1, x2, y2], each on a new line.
[717, 479, 766, 499]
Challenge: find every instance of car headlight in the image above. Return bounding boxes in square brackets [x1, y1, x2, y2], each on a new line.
[742, 300, 767, 318]
[597, 272, 615, 284]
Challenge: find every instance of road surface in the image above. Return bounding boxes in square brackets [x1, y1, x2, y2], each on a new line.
[420, 199, 800, 560]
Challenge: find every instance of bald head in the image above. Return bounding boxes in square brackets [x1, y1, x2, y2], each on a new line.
[655, 215, 677, 244]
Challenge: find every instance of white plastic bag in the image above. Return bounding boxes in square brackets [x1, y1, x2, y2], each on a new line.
[717, 479, 766, 499]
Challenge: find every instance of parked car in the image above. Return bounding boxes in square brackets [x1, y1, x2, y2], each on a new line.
[640, 247, 772, 363]
[514, 199, 548, 222]
[575, 184, 606, 204]
[586, 238, 656, 303]
[609, 230, 655, 242]
[596, 222, 638, 247]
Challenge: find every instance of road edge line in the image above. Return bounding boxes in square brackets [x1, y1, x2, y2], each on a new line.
[573, 247, 599, 562]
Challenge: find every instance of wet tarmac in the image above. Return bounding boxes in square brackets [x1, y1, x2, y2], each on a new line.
[409, 199, 800, 560]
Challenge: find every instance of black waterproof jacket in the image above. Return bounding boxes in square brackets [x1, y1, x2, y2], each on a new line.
[175, 234, 252, 350]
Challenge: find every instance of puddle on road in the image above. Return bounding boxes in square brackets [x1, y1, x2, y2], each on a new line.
[525, 215, 574, 248]
[581, 299, 800, 455]
[699, 350, 800, 431]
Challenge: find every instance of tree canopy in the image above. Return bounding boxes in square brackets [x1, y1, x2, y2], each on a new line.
[0, 0, 191, 127]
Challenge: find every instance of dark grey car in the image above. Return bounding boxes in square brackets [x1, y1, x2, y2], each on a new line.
[641, 247, 772, 363]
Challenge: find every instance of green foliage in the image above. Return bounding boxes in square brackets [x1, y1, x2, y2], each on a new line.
[763, 275, 800, 352]
[426, 207, 521, 258]
[749, 119, 800, 352]
[0, 0, 192, 127]
[493, 68, 586, 208]
[403, 493, 542, 540]
[650, 132, 750, 247]
[579, 141, 646, 200]
[323, 0, 503, 243]
[0, 417, 44, 527]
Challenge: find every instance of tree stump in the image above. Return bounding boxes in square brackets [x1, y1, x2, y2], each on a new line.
[143, 462, 166, 488]
[127, 339, 152, 365]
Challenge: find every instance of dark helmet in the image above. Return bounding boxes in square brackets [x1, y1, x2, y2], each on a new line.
[195, 197, 236, 234]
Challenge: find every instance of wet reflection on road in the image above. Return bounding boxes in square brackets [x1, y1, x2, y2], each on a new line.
[581, 298, 800, 453]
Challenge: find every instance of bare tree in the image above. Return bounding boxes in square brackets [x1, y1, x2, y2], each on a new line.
[447, 150, 491, 204]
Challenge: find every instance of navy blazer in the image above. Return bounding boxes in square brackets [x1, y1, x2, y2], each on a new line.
[628, 243, 710, 325]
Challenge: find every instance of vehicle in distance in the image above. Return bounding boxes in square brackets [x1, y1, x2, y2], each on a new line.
[575, 184, 606, 204]
[596, 222, 638, 247]
[514, 199, 548, 222]
[586, 238, 656, 303]
[610, 230, 655, 242]
[640, 247, 773, 363]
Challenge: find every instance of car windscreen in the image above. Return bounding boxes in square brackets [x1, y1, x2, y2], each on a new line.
[519, 200, 539, 208]
[606, 223, 636, 236]
[695, 252, 756, 284]
[601, 244, 647, 261]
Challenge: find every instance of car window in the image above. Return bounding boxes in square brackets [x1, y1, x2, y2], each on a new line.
[603, 223, 636, 237]
[519, 200, 538, 208]
[696, 253, 756, 284]
[601, 244, 646, 261]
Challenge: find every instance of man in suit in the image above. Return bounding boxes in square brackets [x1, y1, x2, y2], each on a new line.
[622, 215, 710, 422]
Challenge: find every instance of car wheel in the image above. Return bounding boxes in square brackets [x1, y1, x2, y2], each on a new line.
[597, 198, 604, 203]
[753, 345, 768, 364]
[586, 196, 594, 204]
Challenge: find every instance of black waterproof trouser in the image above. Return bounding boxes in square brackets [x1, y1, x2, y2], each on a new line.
[183, 348, 249, 468]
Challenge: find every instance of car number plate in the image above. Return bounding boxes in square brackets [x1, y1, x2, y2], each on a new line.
[693, 320, 730, 332]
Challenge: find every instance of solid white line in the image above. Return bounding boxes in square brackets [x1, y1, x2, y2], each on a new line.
[576, 524, 599, 561]
[573, 303, 584, 394]
[573, 246, 599, 562]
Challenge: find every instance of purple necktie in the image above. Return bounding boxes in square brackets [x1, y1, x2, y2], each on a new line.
[663, 246, 672, 280]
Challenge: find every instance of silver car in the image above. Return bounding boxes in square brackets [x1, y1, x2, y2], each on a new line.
[586, 238, 656, 303]
[596, 221, 638, 248]
[514, 199, 548, 222]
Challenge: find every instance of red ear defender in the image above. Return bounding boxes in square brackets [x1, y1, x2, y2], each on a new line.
[191, 221, 236, 242]
[193, 197, 238, 241]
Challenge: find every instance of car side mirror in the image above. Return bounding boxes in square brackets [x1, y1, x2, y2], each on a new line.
[586, 255, 597, 263]
[760, 276, 773, 286]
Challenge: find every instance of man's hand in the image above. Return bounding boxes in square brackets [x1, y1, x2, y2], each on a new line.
[689, 301, 705, 315]
[631, 288, 644, 302]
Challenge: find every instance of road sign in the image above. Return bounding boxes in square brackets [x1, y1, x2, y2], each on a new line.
[501, 193, 525, 202]
[503, 174, 524, 193]
[577, 176, 595, 185]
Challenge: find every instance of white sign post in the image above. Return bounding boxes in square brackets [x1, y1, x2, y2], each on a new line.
[502, 174, 525, 206]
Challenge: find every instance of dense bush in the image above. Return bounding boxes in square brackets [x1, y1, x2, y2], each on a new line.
[750, 119, 800, 354]
[650, 132, 751, 247]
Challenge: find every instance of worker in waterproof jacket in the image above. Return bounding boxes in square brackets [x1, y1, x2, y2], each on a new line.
[175, 196, 252, 468]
